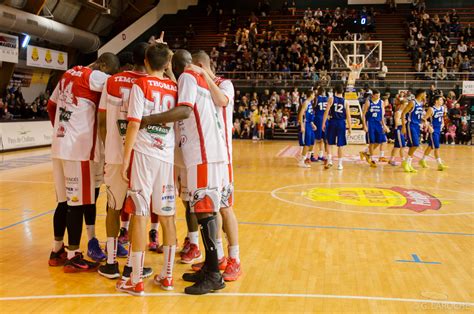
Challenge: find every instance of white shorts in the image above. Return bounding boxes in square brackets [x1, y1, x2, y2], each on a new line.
[188, 162, 224, 214]
[220, 163, 234, 208]
[104, 163, 128, 210]
[52, 158, 95, 206]
[124, 150, 175, 217]
[175, 165, 189, 202]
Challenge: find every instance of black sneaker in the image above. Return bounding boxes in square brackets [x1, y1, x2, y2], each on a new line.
[182, 269, 206, 283]
[63, 252, 100, 273]
[148, 229, 158, 251]
[184, 271, 226, 295]
[122, 265, 153, 279]
[98, 262, 120, 279]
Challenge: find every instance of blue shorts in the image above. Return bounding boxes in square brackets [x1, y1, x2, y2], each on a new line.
[298, 125, 315, 146]
[394, 128, 406, 148]
[313, 115, 326, 141]
[428, 131, 440, 149]
[367, 122, 387, 144]
[406, 122, 420, 147]
[326, 120, 347, 147]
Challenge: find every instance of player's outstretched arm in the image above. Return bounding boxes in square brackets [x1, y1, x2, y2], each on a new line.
[401, 101, 413, 135]
[140, 106, 192, 129]
[322, 97, 333, 131]
[345, 101, 352, 135]
[121, 121, 140, 182]
[362, 100, 369, 131]
[186, 64, 228, 107]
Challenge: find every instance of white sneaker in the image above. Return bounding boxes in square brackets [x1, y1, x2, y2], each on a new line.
[298, 160, 310, 168]
[337, 164, 343, 170]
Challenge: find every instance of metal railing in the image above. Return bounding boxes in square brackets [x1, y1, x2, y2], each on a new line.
[216, 71, 473, 90]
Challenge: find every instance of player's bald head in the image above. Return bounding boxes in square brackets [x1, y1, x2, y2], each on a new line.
[172, 49, 192, 78]
[192, 50, 211, 69]
[96, 52, 120, 75]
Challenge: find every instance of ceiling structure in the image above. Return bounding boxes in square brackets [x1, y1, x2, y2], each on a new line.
[3, 0, 159, 39]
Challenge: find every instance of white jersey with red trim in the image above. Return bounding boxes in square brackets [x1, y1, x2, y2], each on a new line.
[50, 66, 108, 161]
[177, 70, 227, 167]
[127, 75, 177, 163]
[98, 70, 147, 164]
[214, 76, 235, 164]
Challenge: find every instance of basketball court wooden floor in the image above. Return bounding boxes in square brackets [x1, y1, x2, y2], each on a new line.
[0, 141, 473, 313]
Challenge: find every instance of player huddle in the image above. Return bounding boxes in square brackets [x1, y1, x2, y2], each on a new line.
[46, 39, 241, 296]
[298, 87, 448, 172]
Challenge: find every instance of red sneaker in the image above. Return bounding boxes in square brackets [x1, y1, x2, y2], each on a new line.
[304, 158, 311, 165]
[116, 278, 144, 296]
[191, 257, 227, 272]
[153, 275, 174, 291]
[48, 245, 67, 266]
[222, 258, 242, 282]
[180, 237, 191, 255]
[180, 243, 202, 264]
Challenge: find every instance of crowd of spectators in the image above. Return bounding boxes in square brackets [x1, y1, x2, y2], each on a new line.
[233, 85, 471, 144]
[406, 6, 472, 80]
[0, 86, 49, 120]
[210, 5, 377, 82]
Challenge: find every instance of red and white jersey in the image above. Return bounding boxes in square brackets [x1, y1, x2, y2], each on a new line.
[50, 66, 108, 161]
[127, 75, 177, 163]
[177, 70, 227, 167]
[214, 76, 235, 164]
[98, 70, 147, 164]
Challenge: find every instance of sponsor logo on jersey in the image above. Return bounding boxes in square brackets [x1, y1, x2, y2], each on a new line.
[162, 185, 174, 193]
[161, 195, 175, 201]
[117, 119, 128, 136]
[161, 206, 173, 212]
[59, 107, 72, 122]
[305, 186, 441, 212]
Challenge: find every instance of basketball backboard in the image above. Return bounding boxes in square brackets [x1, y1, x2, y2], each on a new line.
[330, 39, 382, 70]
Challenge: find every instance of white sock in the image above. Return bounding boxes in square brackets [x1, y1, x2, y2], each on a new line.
[86, 225, 95, 241]
[106, 237, 117, 264]
[371, 155, 376, 161]
[318, 151, 323, 158]
[121, 220, 130, 229]
[216, 238, 225, 260]
[380, 151, 385, 157]
[306, 152, 311, 159]
[126, 244, 133, 267]
[364, 147, 369, 153]
[328, 154, 332, 162]
[160, 245, 176, 279]
[436, 158, 442, 164]
[407, 157, 413, 166]
[150, 223, 159, 231]
[53, 240, 63, 252]
[67, 248, 80, 259]
[338, 158, 343, 166]
[421, 155, 426, 161]
[188, 231, 199, 248]
[131, 251, 144, 284]
[228, 245, 240, 263]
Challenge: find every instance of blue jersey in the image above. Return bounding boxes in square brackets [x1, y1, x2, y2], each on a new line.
[304, 101, 315, 125]
[367, 98, 383, 123]
[407, 99, 424, 125]
[315, 96, 328, 117]
[430, 106, 444, 132]
[329, 96, 346, 120]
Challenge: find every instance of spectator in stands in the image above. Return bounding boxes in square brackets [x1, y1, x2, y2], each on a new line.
[185, 24, 196, 39]
[445, 122, 456, 144]
[288, 1, 296, 16]
[449, 102, 462, 130]
[378, 62, 388, 80]
[460, 55, 471, 80]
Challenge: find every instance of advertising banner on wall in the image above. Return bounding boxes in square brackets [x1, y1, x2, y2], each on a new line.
[27, 45, 68, 70]
[462, 81, 474, 97]
[0, 121, 53, 151]
[0, 32, 19, 63]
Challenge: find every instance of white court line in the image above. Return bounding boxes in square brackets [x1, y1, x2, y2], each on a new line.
[0, 180, 470, 203]
[1, 292, 473, 306]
